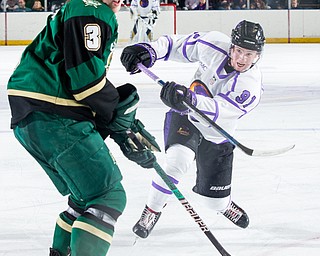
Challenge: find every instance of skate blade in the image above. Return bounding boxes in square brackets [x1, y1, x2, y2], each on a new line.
[132, 235, 140, 246]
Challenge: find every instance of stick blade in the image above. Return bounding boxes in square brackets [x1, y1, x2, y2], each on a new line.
[251, 144, 295, 157]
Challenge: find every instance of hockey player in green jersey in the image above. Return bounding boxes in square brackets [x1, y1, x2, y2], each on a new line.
[7, 0, 159, 255]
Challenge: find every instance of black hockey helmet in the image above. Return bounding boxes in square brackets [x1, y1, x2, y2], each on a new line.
[231, 20, 265, 52]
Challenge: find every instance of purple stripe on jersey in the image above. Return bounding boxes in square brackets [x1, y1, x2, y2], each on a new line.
[182, 33, 228, 62]
[213, 99, 219, 122]
[230, 72, 239, 92]
[197, 39, 228, 55]
[216, 57, 237, 79]
[183, 34, 195, 61]
[164, 36, 173, 61]
[217, 93, 247, 114]
[199, 108, 218, 122]
[190, 90, 198, 106]
[163, 110, 173, 148]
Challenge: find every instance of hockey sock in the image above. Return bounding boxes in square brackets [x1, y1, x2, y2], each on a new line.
[70, 215, 114, 256]
[52, 211, 75, 256]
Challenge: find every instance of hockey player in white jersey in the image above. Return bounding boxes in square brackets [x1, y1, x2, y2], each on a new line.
[129, 0, 160, 42]
[120, 20, 265, 238]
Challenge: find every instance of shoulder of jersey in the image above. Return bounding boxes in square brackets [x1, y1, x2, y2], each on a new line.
[67, 0, 112, 12]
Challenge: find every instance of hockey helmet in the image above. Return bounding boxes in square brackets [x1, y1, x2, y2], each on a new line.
[231, 20, 265, 52]
[140, 0, 149, 8]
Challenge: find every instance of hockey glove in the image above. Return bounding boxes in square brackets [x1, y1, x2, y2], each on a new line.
[106, 83, 139, 133]
[160, 81, 196, 112]
[120, 43, 157, 73]
[110, 121, 160, 169]
[105, 83, 160, 168]
[130, 119, 161, 152]
[116, 137, 157, 169]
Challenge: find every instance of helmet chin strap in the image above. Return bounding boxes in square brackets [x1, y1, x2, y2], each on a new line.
[248, 53, 262, 70]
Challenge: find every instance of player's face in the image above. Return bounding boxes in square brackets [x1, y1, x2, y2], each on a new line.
[230, 45, 260, 72]
[104, 0, 123, 13]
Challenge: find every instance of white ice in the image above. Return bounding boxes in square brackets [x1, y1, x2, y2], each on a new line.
[0, 44, 320, 256]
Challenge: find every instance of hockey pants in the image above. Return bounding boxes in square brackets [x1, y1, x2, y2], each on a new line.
[14, 111, 126, 256]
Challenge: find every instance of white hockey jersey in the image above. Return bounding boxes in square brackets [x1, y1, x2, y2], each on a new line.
[149, 31, 264, 144]
[130, 0, 160, 17]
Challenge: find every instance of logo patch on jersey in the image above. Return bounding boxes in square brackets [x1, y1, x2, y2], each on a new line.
[209, 76, 216, 86]
[83, 0, 101, 8]
[177, 125, 190, 136]
[199, 61, 207, 71]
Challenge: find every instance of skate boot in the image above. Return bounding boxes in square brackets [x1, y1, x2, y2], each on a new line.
[222, 201, 249, 229]
[132, 205, 162, 238]
[49, 247, 71, 256]
[49, 248, 61, 256]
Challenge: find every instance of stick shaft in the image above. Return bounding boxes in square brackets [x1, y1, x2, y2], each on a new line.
[136, 63, 295, 157]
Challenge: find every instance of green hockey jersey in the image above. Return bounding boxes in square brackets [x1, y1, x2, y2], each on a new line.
[7, 0, 120, 129]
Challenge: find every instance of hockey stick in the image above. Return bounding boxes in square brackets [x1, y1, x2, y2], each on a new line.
[126, 130, 232, 256]
[137, 63, 295, 157]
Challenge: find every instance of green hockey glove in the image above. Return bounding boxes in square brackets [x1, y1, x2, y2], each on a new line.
[110, 119, 161, 169]
[110, 130, 157, 169]
[105, 83, 160, 168]
[107, 83, 139, 133]
[130, 119, 161, 152]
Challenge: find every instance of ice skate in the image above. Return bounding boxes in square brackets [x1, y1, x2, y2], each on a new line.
[132, 205, 162, 238]
[49, 248, 61, 256]
[222, 201, 249, 228]
[49, 247, 71, 256]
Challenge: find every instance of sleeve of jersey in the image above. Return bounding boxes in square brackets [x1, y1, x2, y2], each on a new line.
[149, 32, 217, 63]
[63, 14, 119, 123]
[188, 76, 262, 143]
[130, 0, 138, 14]
[152, 0, 160, 13]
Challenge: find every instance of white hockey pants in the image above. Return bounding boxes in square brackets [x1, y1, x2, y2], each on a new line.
[147, 144, 230, 213]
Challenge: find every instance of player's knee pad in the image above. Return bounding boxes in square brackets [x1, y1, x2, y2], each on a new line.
[83, 206, 119, 229]
[64, 197, 85, 221]
[71, 205, 122, 246]
[70, 205, 121, 255]
[56, 197, 85, 232]
[164, 144, 195, 179]
[80, 182, 126, 228]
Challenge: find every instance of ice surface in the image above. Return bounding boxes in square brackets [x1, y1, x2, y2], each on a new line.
[0, 44, 320, 256]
